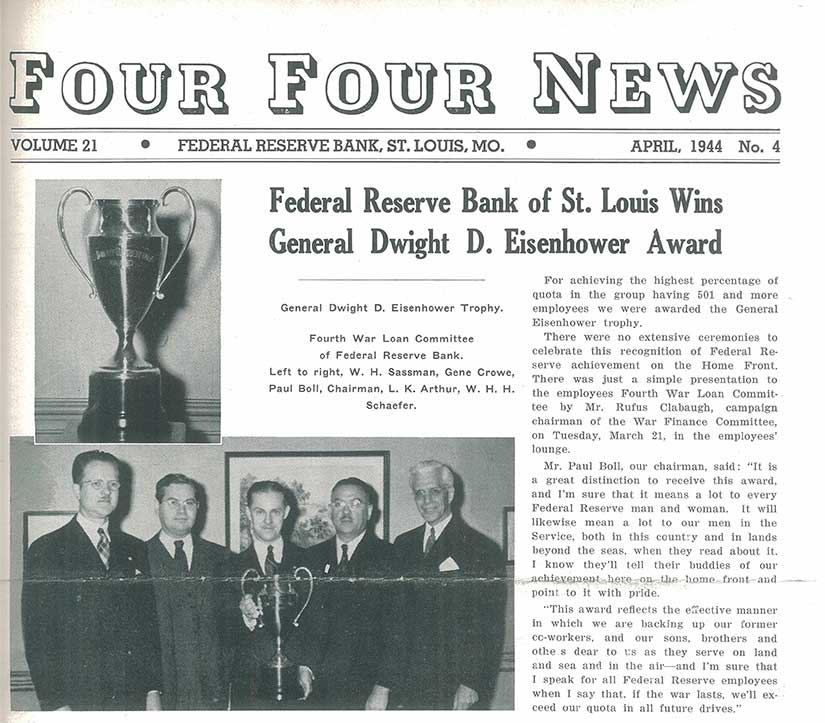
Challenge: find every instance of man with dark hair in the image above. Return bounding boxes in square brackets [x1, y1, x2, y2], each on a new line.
[146, 473, 229, 709]
[394, 460, 506, 710]
[287, 477, 402, 709]
[226, 479, 305, 708]
[22, 450, 162, 711]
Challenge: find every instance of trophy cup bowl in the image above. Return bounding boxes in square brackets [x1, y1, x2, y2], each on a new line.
[57, 186, 196, 442]
[241, 567, 314, 702]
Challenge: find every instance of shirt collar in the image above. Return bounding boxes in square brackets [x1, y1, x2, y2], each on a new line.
[426, 513, 452, 542]
[336, 529, 367, 561]
[76, 512, 109, 545]
[159, 531, 193, 560]
[253, 536, 284, 568]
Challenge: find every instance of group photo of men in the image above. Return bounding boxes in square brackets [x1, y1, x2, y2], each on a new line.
[11, 437, 515, 711]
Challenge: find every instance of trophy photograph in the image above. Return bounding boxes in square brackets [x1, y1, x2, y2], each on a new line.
[35, 179, 221, 444]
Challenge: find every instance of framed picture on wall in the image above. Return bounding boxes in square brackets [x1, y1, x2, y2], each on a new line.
[23, 511, 75, 551]
[225, 451, 390, 552]
[503, 506, 514, 564]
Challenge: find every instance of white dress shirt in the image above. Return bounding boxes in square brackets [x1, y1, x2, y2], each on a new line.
[159, 531, 193, 571]
[423, 513, 452, 552]
[336, 529, 366, 563]
[75, 512, 110, 548]
[252, 536, 284, 571]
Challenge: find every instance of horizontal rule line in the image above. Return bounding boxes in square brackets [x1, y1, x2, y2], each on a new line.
[10, 158, 781, 165]
[9, 127, 781, 134]
[299, 278, 486, 282]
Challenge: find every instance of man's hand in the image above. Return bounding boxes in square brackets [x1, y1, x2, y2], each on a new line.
[365, 684, 390, 710]
[297, 665, 314, 700]
[239, 594, 262, 629]
[145, 690, 162, 711]
[452, 684, 478, 710]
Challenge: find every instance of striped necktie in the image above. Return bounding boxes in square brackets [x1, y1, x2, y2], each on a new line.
[265, 544, 278, 577]
[97, 528, 110, 568]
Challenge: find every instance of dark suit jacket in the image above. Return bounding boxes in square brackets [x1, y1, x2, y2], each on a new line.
[22, 517, 161, 711]
[285, 532, 403, 709]
[224, 540, 306, 709]
[147, 534, 230, 710]
[394, 516, 506, 710]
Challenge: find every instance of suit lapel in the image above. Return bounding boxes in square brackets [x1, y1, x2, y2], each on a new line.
[426, 517, 461, 571]
[67, 518, 110, 576]
[191, 538, 208, 577]
[326, 538, 341, 572]
[411, 524, 426, 555]
[240, 544, 263, 575]
[108, 529, 143, 577]
[281, 541, 295, 570]
[405, 524, 428, 571]
[149, 534, 178, 577]
[309, 537, 334, 576]
[189, 539, 214, 616]
[348, 532, 375, 572]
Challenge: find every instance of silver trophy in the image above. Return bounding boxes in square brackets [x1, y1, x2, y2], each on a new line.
[57, 186, 196, 442]
[241, 566, 314, 701]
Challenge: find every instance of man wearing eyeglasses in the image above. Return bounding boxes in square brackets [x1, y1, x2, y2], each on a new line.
[21, 450, 162, 711]
[393, 460, 506, 710]
[286, 477, 402, 710]
[146, 474, 229, 709]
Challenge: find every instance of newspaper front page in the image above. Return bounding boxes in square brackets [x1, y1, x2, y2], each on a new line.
[2, 0, 823, 720]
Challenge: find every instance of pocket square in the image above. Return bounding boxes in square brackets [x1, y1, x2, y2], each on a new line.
[439, 557, 460, 572]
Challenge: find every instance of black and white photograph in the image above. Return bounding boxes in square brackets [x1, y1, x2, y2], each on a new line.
[225, 450, 390, 550]
[34, 179, 221, 443]
[9, 436, 515, 711]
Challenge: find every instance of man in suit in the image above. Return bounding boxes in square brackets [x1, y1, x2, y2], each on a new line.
[226, 479, 305, 708]
[288, 477, 402, 710]
[21, 450, 162, 711]
[146, 474, 229, 709]
[394, 460, 506, 710]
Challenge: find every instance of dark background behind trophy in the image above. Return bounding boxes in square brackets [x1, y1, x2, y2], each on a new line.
[34, 179, 221, 443]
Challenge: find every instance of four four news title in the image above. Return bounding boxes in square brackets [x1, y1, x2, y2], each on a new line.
[8, 52, 769, 258]
[9, 53, 780, 115]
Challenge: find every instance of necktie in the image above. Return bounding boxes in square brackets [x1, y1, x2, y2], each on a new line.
[338, 543, 350, 575]
[424, 527, 436, 555]
[97, 528, 110, 568]
[265, 544, 278, 577]
[173, 539, 189, 576]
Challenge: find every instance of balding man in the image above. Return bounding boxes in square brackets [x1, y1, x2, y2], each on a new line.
[393, 460, 506, 710]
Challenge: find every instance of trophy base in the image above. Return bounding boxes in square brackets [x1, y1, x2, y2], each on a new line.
[261, 661, 304, 704]
[230, 660, 305, 709]
[77, 367, 172, 443]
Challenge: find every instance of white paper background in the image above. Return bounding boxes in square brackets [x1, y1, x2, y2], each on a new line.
[3, 0, 824, 720]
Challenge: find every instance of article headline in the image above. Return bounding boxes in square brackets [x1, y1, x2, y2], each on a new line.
[267, 185, 725, 257]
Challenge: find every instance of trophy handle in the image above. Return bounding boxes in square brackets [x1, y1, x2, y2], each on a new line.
[57, 187, 96, 298]
[292, 566, 314, 627]
[241, 568, 264, 629]
[156, 186, 197, 299]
